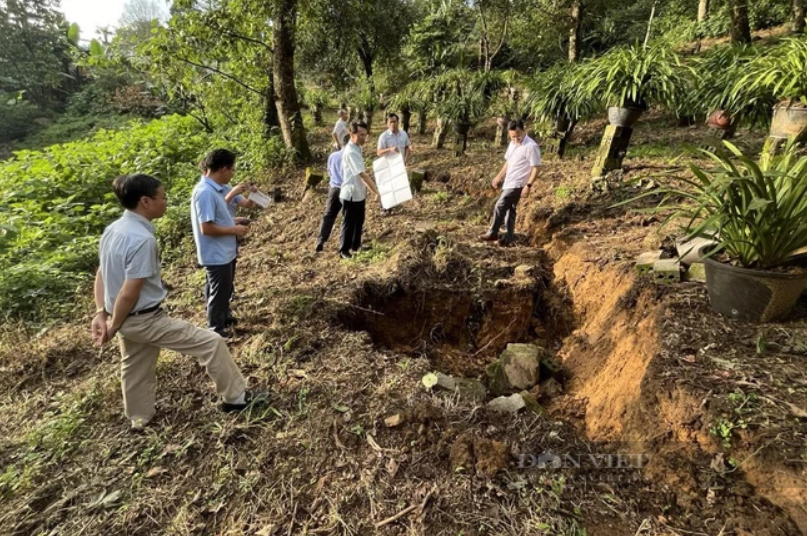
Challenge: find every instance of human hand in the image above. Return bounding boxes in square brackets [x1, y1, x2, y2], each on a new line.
[492, 177, 502, 188]
[523, 184, 531, 197]
[232, 183, 248, 196]
[390, 146, 399, 153]
[232, 225, 248, 237]
[235, 217, 252, 226]
[91, 314, 108, 346]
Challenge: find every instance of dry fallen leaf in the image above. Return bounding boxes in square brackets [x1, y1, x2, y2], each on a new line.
[145, 466, 167, 479]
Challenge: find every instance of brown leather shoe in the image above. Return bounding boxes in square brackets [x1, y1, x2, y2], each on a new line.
[478, 233, 498, 242]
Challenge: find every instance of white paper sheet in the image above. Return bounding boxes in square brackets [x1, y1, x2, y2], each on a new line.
[372, 152, 412, 210]
[248, 190, 271, 208]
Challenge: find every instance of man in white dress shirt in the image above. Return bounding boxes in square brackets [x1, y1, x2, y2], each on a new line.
[376, 112, 412, 216]
[479, 120, 541, 246]
[340, 120, 379, 259]
[332, 109, 349, 149]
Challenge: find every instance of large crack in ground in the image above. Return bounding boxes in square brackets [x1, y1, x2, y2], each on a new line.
[336, 222, 804, 535]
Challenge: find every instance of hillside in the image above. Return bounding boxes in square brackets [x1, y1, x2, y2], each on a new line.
[1, 114, 806, 536]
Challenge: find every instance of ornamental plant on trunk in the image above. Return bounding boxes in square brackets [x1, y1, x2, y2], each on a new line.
[732, 38, 807, 140]
[579, 43, 692, 126]
[525, 63, 598, 154]
[620, 141, 807, 321]
[695, 44, 768, 135]
[427, 68, 506, 155]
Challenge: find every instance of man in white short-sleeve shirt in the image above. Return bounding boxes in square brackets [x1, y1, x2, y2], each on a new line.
[479, 119, 541, 246]
[376, 112, 411, 163]
[339, 120, 379, 259]
[332, 109, 349, 149]
[376, 112, 411, 216]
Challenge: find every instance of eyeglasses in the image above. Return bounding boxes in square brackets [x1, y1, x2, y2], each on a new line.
[149, 194, 169, 202]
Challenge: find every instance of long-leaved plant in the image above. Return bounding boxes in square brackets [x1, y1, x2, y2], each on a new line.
[618, 140, 807, 270]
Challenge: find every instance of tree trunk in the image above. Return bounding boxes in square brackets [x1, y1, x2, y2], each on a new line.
[401, 106, 411, 133]
[418, 109, 427, 135]
[432, 117, 448, 149]
[568, 0, 583, 63]
[729, 0, 752, 44]
[792, 0, 806, 33]
[271, 0, 312, 162]
[697, 0, 709, 22]
[263, 71, 280, 138]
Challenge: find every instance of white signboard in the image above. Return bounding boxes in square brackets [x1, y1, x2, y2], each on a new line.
[248, 189, 271, 208]
[372, 152, 412, 210]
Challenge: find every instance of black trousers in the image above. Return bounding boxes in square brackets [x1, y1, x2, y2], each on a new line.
[317, 187, 343, 246]
[488, 187, 523, 241]
[204, 261, 235, 333]
[340, 199, 366, 253]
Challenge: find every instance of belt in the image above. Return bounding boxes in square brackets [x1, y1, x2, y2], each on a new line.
[129, 303, 162, 317]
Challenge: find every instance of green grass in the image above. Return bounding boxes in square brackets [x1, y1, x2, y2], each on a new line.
[345, 241, 390, 264]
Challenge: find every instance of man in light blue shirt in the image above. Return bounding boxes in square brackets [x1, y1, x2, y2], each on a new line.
[339, 120, 379, 259]
[315, 142, 348, 252]
[191, 149, 249, 336]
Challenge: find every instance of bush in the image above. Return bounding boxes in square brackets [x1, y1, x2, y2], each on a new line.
[0, 99, 50, 144]
[0, 114, 290, 322]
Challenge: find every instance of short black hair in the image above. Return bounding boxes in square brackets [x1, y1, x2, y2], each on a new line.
[508, 119, 525, 131]
[112, 174, 161, 209]
[386, 112, 399, 121]
[349, 120, 368, 133]
[200, 149, 237, 173]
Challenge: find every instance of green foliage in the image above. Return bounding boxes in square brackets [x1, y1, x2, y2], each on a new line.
[0, 97, 49, 143]
[734, 38, 807, 110]
[0, 0, 74, 109]
[525, 64, 598, 124]
[694, 44, 770, 126]
[0, 114, 290, 322]
[577, 42, 693, 110]
[620, 140, 807, 270]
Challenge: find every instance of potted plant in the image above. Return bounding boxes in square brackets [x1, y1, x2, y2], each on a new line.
[735, 38, 807, 140]
[623, 140, 807, 322]
[357, 86, 379, 133]
[580, 43, 691, 128]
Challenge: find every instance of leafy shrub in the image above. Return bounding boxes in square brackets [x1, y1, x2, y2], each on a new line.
[0, 114, 291, 322]
[620, 141, 807, 270]
[0, 98, 50, 143]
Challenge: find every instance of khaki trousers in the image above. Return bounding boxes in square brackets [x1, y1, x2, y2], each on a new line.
[117, 310, 246, 423]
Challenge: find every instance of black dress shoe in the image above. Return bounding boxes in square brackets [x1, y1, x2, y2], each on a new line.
[315, 243, 324, 253]
[221, 390, 270, 412]
[340, 250, 353, 259]
[225, 316, 239, 327]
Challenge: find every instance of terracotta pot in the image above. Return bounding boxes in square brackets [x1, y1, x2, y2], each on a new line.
[706, 109, 733, 129]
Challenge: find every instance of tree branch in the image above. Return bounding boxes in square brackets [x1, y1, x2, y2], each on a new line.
[177, 57, 264, 96]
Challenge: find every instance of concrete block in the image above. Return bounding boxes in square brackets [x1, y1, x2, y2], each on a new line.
[635, 251, 662, 275]
[676, 236, 717, 264]
[685, 263, 707, 283]
[653, 258, 681, 285]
